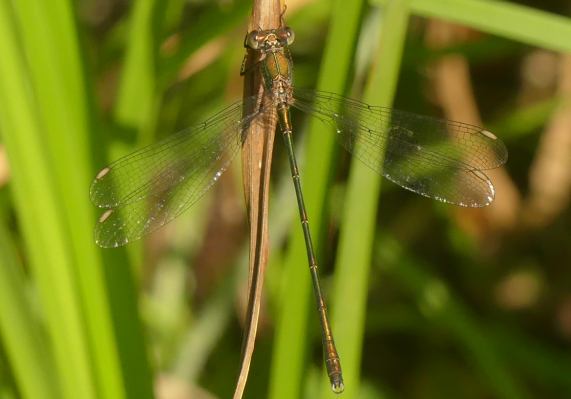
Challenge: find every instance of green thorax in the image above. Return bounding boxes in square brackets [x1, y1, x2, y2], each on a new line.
[261, 49, 293, 91]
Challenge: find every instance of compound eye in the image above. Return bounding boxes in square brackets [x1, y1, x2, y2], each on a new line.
[284, 27, 295, 45]
[245, 30, 261, 50]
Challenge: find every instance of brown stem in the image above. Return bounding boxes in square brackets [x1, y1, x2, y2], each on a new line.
[233, 1, 281, 398]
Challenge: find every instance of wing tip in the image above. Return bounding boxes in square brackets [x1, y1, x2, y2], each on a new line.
[89, 168, 108, 207]
[94, 209, 131, 248]
[383, 168, 497, 208]
[95, 233, 130, 249]
[90, 166, 121, 208]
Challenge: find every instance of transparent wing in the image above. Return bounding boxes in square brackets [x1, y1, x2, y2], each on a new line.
[293, 89, 508, 207]
[91, 96, 265, 248]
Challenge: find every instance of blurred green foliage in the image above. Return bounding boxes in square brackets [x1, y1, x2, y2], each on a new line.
[0, 0, 571, 398]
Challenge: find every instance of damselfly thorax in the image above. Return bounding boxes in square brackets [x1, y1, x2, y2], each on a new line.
[243, 27, 295, 106]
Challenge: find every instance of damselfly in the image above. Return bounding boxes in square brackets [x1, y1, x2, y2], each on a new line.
[90, 26, 507, 393]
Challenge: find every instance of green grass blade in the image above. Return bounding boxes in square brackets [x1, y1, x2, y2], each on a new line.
[0, 3, 97, 397]
[9, 1, 123, 396]
[372, 0, 571, 52]
[268, 0, 366, 397]
[322, 1, 411, 397]
[0, 218, 59, 399]
[2, 1, 154, 398]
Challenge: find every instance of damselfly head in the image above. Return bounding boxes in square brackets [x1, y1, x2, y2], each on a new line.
[244, 26, 294, 52]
